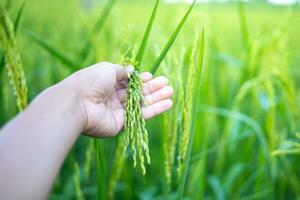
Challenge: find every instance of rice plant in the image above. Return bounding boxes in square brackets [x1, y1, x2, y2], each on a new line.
[163, 54, 184, 193]
[1, 1, 300, 199]
[272, 133, 300, 156]
[123, 0, 196, 175]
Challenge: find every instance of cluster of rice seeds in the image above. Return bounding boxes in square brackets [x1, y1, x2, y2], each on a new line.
[124, 70, 150, 175]
[177, 32, 199, 178]
[0, 7, 27, 111]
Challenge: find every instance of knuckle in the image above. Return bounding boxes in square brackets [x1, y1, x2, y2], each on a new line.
[158, 76, 168, 84]
[100, 61, 112, 66]
[142, 84, 150, 95]
[165, 85, 174, 95]
[146, 95, 153, 105]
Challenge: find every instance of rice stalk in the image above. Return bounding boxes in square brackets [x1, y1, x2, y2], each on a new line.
[238, 0, 249, 50]
[107, 136, 125, 200]
[122, 49, 145, 174]
[73, 162, 85, 200]
[0, 6, 27, 111]
[83, 139, 94, 178]
[0, 51, 4, 76]
[95, 140, 107, 200]
[273, 69, 298, 117]
[92, 0, 118, 34]
[264, 81, 276, 151]
[107, 34, 138, 197]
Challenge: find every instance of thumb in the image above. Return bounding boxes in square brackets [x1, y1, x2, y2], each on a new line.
[113, 64, 135, 81]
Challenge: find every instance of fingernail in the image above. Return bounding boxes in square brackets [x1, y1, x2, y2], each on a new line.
[126, 65, 135, 75]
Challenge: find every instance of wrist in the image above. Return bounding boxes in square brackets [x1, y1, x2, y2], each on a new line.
[49, 78, 86, 137]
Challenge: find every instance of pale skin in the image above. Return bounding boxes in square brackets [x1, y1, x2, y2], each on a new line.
[0, 62, 174, 200]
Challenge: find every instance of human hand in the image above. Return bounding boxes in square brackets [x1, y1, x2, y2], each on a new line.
[65, 62, 173, 137]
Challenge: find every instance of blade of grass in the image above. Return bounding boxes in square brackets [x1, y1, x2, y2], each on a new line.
[14, 0, 25, 35]
[0, 50, 4, 125]
[178, 29, 205, 198]
[193, 105, 269, 161]
[3, 0, 10, 9]
[238, 0, 249, 50]
[95, 139, 107, 200]
[208, 175, 226, 200]
[79, 0, 118, 64]
[93, 0, 118, 34]
[151, 0, 196, 75]
[135, 0, 160, 70]
[27, 31, 79, 71]
[0, 52, 4, 76]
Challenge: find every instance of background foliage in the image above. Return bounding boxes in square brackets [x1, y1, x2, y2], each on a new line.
[0, 0, 299, 199]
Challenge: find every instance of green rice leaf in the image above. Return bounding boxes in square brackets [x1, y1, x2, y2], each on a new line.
[93, 0, 118, 34]
[0, 52, 4, 76]
[95, 140, 107, 200]
[190, 105, 269, 163]
[208, 175, 226, 200]
[28, 31, 79, 71]
[14, 0, 25, 35]
[238, 1, 249, 49]
[151, 0, 196, 74]
[197, 29, 205, 74]
[2, 0, 10, 10]
[79, 0, 118, 64]
[135, 0, 160, 70]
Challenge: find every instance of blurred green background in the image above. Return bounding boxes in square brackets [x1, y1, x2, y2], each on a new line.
[0, 0, 299, 199]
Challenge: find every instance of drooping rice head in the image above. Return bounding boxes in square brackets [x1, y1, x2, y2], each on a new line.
[124, 70, 150, 175]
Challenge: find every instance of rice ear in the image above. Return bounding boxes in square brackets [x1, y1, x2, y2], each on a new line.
[178, 29, 205, 198]
[0, 0, 25, 77]
[0, 6, 28, 111]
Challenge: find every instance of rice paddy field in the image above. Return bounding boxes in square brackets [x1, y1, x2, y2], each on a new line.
[0, 0, 300, 199]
